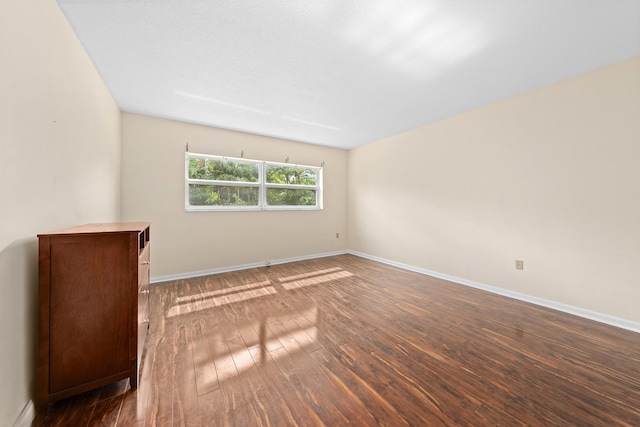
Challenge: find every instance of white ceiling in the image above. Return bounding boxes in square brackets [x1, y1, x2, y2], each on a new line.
[57, 1, 640, 150]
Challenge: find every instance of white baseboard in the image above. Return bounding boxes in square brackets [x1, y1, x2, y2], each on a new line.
[150, 250, 349, 284]
[148, 249, 639, 334]
[348, 250, 640, 334]
[13, 400, 34, 427]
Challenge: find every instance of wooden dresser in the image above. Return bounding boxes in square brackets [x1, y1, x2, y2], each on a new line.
[37, 222, 151, 411]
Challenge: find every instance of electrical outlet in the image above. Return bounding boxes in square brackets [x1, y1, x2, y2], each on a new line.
[336, 232, 339, 238]
[515, 260, 524, 270]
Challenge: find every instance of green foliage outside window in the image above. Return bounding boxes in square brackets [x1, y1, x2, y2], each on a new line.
[266, 165, 317, 206]
[186, 154, 321, 210]
[189, 158, 258, 182]
[266, 165, 316, 185]
[188, 158, 259, 206]
[189, 184, 259, 206]
[267, 188, 316, 206]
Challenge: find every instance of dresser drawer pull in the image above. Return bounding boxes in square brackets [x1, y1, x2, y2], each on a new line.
[141, 289, 150, 295]
[142, 261, 150, 265]
[143, 319, 150, 324]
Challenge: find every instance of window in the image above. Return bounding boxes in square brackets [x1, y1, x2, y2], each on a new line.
[185, 153, 322, 211]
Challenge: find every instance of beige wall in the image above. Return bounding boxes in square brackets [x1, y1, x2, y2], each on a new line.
[348, 57, 640, 324]
[0, 1, 121, 424]
[121, 113, 348, 279]
[0, 1, 637, 422]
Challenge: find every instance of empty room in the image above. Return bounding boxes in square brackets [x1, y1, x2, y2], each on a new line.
[2, 1, 639, 426]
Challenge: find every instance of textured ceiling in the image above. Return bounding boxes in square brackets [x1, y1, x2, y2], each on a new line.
[57, 1, 640, 149]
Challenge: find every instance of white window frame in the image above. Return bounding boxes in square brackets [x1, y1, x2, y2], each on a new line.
[185, 152, 323, 212]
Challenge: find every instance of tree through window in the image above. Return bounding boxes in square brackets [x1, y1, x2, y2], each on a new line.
[185, 153, 322, 211]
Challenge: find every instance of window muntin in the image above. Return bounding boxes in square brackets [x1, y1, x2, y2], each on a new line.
[185, 153, 322, 211]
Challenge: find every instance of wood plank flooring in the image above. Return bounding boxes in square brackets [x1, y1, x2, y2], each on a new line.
[37, 254, 640, 426]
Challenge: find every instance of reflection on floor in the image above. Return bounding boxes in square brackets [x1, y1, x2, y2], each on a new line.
[37, 254, 640, 426]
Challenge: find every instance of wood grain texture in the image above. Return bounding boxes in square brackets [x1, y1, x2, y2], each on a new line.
[37, 254, 640, 426]
[37, 224, 150, 413]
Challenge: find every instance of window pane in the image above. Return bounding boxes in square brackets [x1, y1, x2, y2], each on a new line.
[189, 184, 259, 206]
[188, 158, 259, 182]
[266, 165, 317, 186]
[267, 188, 317, 206]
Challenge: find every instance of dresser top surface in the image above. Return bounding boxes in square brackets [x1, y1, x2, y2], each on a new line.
[38, 222, 150, 237]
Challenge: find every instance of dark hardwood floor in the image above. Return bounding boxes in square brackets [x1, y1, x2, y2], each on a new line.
[37, 254, 640, 426]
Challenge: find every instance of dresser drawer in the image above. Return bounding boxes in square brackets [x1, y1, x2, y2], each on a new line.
[137, 287, 149, 366]
[136, 238, 150, 377]
[138, 245, 150, 286]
